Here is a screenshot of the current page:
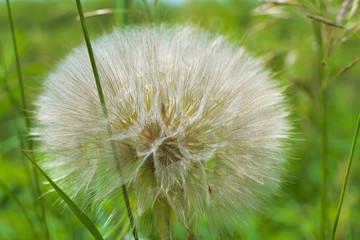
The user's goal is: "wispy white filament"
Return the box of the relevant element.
[35,25,290,239]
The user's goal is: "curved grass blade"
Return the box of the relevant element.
[5,0,49,238]
[18,146,104,240]
[0,180,38,239]
[75,0,138,239]
[0,41,38,207]
[142,0,153,20]
[331,113,360,240]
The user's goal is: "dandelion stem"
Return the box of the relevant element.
[331,113,360,240]
[75,0,138,239]
[5,1,49,239]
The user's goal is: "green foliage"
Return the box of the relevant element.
[1,0,360,239]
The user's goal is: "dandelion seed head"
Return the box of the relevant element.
[35,25,291,238]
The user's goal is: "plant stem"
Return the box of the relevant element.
[0,41,38,213]
[5,0,27,117]
[124,0,131,24]
[5,1,49,239]
[313,17,328,239]
[331,113,360,240]
[320,78,327,240]
[142,0,154,21]
[75,0,138,239]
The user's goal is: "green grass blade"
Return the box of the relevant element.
[142,0,153,20]
[75,0,138,239]
[0,180,38,239]
[18,147,104,240]
[0,40,39,216]
[0,42,20,110]
[75,0,107,118]
[123,0,131,24]
[331,113,360,240]
[5,1,49,238]
[5,0,27,115]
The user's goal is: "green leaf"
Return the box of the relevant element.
[18,147,104,240]
[331,113,360,240]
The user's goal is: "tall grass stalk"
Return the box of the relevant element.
[331,113,360,240]
[123,0,131,24]
[142,0,153,20]
[5,0,27,117]
[320,79,328,240]
[5,0,49,239]
[75,0,138,238]
[312,17,328,239]
[1,42,20,110]
[142,0,157,21]
[0,42,37,206]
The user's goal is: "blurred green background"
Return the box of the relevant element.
[1,0,360,239]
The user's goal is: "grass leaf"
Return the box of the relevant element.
[331,113,360,240]
[6,0,49,238]
[18,146,104,240]
[75,0,138,238]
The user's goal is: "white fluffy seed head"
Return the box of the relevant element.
[35,25,291,238]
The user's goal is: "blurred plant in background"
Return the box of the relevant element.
[0,0,359,239]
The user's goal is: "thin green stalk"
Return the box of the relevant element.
[5,0,27,117]
[320,80,327,240]
[124,0,131,24]
[0,44,19,110]
[5,0,49,239]
[331,113,360,240]
[0,41,37,205]
[75,1,138,239]
[142,0,154,21]
[313,18,328,239]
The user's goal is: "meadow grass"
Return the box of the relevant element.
[5,0,48,238]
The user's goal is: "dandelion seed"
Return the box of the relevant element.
[34,25,291,239]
